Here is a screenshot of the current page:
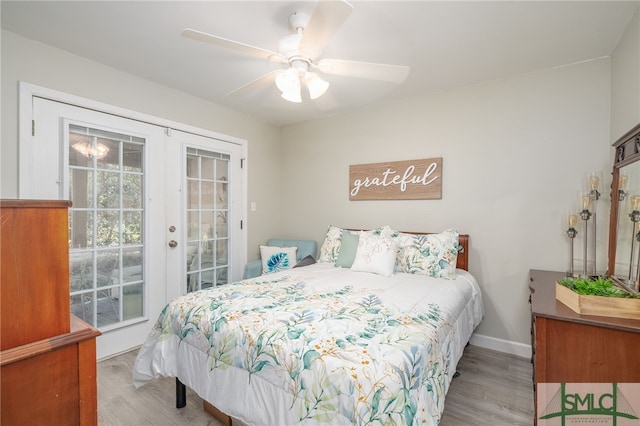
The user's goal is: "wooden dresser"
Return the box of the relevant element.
[0,199,101,425]
[529,269,640,424]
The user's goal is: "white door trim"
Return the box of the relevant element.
[19,82,248,145]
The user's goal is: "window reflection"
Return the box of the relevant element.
[185,148,230,292]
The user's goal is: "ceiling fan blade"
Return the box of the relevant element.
[226,70,282,97]
[301,0,353,57]
[316,59,410,84]
[182,29,287,64]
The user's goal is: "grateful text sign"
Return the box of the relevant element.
[349,157,442,200]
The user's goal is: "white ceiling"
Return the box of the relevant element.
[2,1,638,126]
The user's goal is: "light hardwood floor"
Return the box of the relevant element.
[98,344,534,425]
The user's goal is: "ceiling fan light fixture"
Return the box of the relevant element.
[275,68,298,93]
[276,68,302,103]
[182,1,412,107]
[281,87,302,103]
[305,72,329,100]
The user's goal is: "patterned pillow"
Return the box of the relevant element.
[395,229,459,279]
[260,246,298,274]
[350,233,397,277]
[318,225,344,263]
[379,225,401,239]
[318,225,397,265]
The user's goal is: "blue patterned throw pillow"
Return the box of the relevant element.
[260,246,298,275]
[267,252,289,272]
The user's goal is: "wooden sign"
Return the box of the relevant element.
[349,157,442,201]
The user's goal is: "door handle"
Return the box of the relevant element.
[168,240,178,248]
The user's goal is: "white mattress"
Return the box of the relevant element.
[133,263,484,425]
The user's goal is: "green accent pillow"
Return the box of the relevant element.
[335,231,359,268]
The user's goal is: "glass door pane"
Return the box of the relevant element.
[185,147,230,292]
[68,124,145,330]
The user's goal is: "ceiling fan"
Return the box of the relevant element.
[181,0,410,103]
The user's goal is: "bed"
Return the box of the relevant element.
[133,227,484,425]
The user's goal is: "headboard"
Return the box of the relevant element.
[456,234,469,271]
[345,229,470,272]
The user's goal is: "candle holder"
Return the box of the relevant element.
[588,173,601,273]
[580,193,592,277]
[565,174,607,280]
[635,223,640,292]
[566,214,578,277]
[629,195,640,284]
[619,174,629,202]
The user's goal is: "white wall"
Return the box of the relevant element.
[280,58,613,352]
[0,30,282,256]
[3,11,637,354]
[611,5,640,140]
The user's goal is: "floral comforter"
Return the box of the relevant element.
[133,263,483,425]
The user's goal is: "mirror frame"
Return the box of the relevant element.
[607,121,640,289]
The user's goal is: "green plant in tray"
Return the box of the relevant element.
[559,276,640,299]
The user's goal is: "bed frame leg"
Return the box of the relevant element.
[176,378,186,408]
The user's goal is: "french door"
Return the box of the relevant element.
[165,130,244,301]
[20,88,245,358]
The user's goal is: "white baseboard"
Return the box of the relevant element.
[469,333,532,359]
[98,344,142,362]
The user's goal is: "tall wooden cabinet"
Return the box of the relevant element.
[0,200,101,425]
[529,269,640,424]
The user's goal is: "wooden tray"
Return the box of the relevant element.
[556,282,640,320]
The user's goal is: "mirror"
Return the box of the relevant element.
[608,122,640,292]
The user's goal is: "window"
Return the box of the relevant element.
[68,124,145,329]
[186,147,230,292]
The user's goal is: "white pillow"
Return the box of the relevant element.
[350,233,397,277]
[260,246,297,274]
